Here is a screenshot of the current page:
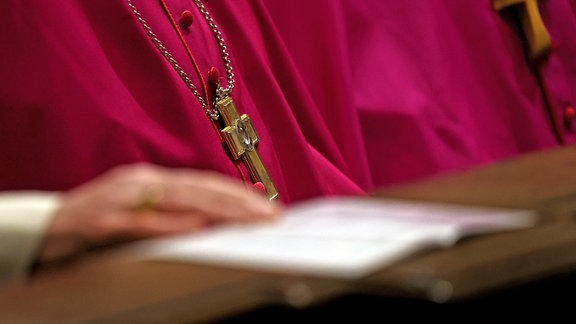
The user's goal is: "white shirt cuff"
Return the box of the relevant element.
[0,191,60,289]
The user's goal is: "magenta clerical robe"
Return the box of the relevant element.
[0,0,371,203]
[265,0,576,188]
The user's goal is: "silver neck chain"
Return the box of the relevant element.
[126,0,235,120]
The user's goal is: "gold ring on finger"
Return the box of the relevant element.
[136,184,165,211]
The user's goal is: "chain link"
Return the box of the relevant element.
[126,0,236,120]
[192,0,235,100]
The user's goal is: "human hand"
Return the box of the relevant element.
[38,163,281,263]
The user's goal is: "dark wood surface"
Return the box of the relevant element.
[355,145,576,302]
[1,146,576,323]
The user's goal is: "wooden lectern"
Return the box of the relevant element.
[1,146,576,323]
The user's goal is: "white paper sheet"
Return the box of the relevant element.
[127,197,538,279]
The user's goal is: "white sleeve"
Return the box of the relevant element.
[0,191,60,289]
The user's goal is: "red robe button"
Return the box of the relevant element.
[564,106,575,124]
[208,67,220,86]
[180,10,194,29]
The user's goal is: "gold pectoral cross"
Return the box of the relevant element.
[493,0,552,64]
[216,96,279,201]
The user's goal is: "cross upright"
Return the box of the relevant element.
[217,96,279,201]
[493,0,551,63]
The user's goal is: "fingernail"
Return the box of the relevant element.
[252,199,281,218]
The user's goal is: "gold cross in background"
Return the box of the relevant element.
[493,0,552,64]
[217,96,279,201]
